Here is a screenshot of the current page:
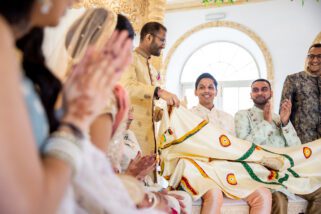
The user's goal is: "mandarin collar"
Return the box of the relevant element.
[135,47,151,60]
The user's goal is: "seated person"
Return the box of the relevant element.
[56,8,166,213]
[120,107,192,214]
[191,73,234,135]
[64,8,191,214]
[191,73,271,214]
[235,78,321,214]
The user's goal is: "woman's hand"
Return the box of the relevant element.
[125,152,157,181]
[112,84,129,135]
[62,31,133,133]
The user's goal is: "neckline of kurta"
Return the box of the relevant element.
[135,47,150,60]
[196,103,216,114]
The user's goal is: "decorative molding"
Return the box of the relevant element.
[313,32,321,44]
[73,0,167,70]
[73,0,148,32]
[148,0,167,23]
[163,20,274,88]
[166,0,270,12]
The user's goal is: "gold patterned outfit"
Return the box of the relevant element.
[120,47,162,156]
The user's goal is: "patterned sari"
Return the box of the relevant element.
[158,107,321,200]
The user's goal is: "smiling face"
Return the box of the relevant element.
[195,78,217,109]
[250,81,272,106]
[307,47,321,75]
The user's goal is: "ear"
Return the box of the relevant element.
[146,33,153,42]
[271,90,274,97]
[214,87,218,97]
[194,89,197,96]
[250,91,254,100]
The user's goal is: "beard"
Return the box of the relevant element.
[253,95,271,106]
[150,42,162,56]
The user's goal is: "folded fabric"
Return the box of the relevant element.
[158,107,321,200]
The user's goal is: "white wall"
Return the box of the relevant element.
[163,0,321,110]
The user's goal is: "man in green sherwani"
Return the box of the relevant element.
[235,78,321,214]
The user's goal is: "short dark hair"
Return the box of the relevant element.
[308,43,321,51]
[195,73,218,89]
[116,14,135,40]
[140,22,166,42]
[251,78,271,89]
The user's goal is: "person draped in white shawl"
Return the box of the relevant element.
[190,73,271,214]
[159,105,321,212]
[235,78,321,214]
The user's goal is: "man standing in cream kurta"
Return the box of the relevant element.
[120,22,179,157]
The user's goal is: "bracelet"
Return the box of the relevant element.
[60,121,84,139]
[147,192,158,209]
[44,130,83,176]
[154,87,160,100]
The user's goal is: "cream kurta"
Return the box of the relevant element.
[191,104,235,135]
[120,48,161,156]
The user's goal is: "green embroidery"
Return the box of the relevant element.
[261,147,295,167]
[278,174,289,184]
[287,168,300,178]
[237,143,256,161]
[240,162,283,186]
[236,142,295,168]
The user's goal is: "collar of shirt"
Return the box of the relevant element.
[135,47,151,60]
[196,103,215,113]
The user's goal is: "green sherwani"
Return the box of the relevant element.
[234,106,301,148]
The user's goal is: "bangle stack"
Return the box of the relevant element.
[44,130,83,176]
[147,192,158,209]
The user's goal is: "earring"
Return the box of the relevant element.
[39,0,52,14]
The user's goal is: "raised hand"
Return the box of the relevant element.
[263,100,272,124]
[112,84,129,135]
[62,30,133,133]
[280,99,292,126]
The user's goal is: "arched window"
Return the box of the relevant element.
[164,21,273,116]
[181,41,260,115]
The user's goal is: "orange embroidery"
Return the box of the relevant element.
[255,145,262,150]
[268,170,278,180]
[303,147,312,159]
[183,158,209,178]
[226,173,237,185]
[219,135,231,147]
[181,176,198,195]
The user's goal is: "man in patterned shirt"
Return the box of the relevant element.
[235,78,301,214]
[280,43,321,144]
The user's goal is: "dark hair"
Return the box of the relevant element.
[251,78,271,89]
[308,43,321,51]
[0,0,34,25]
[140,22,166,42]
[16,28,62,132]
[195,73,218,89]
[116,14,135,40]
